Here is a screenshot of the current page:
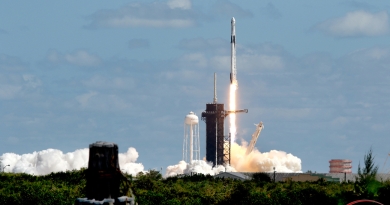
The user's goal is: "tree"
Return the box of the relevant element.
[355,147,380,199]
[252,172,271,183]
[358,147,378,181]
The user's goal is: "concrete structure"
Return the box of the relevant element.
[76,141,135,205]
[329,159,352,173]
[176,172,390,183]
[282,174,339,182]
[214,172,250,181]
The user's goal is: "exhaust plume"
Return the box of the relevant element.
[229,84,237,142]
[230,142,301,172]
[165,160,236,177]
[0,147,144,176]
[165,141,301,177]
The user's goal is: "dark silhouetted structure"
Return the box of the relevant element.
[202,103,226,166]
[201,73,247,167]
[75,141,134,205]
[86,141,121,200]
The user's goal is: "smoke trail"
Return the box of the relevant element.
[0,147,144,176]
[229,84,237,142]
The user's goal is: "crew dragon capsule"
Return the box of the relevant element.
[230,17,238,86]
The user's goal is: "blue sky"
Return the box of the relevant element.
[1,0,390,173]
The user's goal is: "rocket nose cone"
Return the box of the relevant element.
[231,17,235,23]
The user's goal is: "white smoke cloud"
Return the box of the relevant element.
[165,160,236,177]
[118,147,145,176]
[230,142,301,173]
[165,142,301,177]
[0,147,144,176]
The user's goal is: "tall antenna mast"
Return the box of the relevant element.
[213,72,217,103]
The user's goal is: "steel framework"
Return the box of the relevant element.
[202,103,225,166]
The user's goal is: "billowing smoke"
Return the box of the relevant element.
[0,147,144,176]
[165,141,301,177]
[230,142,301,172]
[165,160,236,177]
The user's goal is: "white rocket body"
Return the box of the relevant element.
[230,17,237,85]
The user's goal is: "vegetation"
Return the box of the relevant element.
[354,147,382,201]
[0,149,389,204]
[0,169,87,205]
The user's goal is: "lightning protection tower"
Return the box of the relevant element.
[183,111,200,164]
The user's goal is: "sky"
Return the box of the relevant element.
[1,0,390,174]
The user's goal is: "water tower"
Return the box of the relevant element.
[183,111,200,164]
[329,159,352,173]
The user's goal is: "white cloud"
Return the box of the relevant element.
[47,50,101,67]
[102,17,193,28]
[240,54,284,70]
[331,116,349,126]
[167,0,191,10]
[211,0,253,18]
[76,91,98,108]
[86,3,199,28]
[349,47,390,60]
[47,50,60,62]
[177,53,208,68]
[271,108,314,119]
[371,123,388,131]
[210,54,284,71]
[0,84,22,100]
[177,38,286,73]
[23,74,42,89]
[341,46,390,69]
[178,38,229,54]
[82,75,135,90]
[316,11,389,37]
[73,91,133,112]
[64,51,101,67]
[0,70,42,100]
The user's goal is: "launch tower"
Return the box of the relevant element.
[202,103,225,166]
[202,73,226,166]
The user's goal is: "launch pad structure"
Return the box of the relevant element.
[202,73,247,166]
[202,103,226,166]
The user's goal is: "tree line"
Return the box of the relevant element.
[0,148,388,204]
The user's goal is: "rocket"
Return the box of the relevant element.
[230,17,237,85]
